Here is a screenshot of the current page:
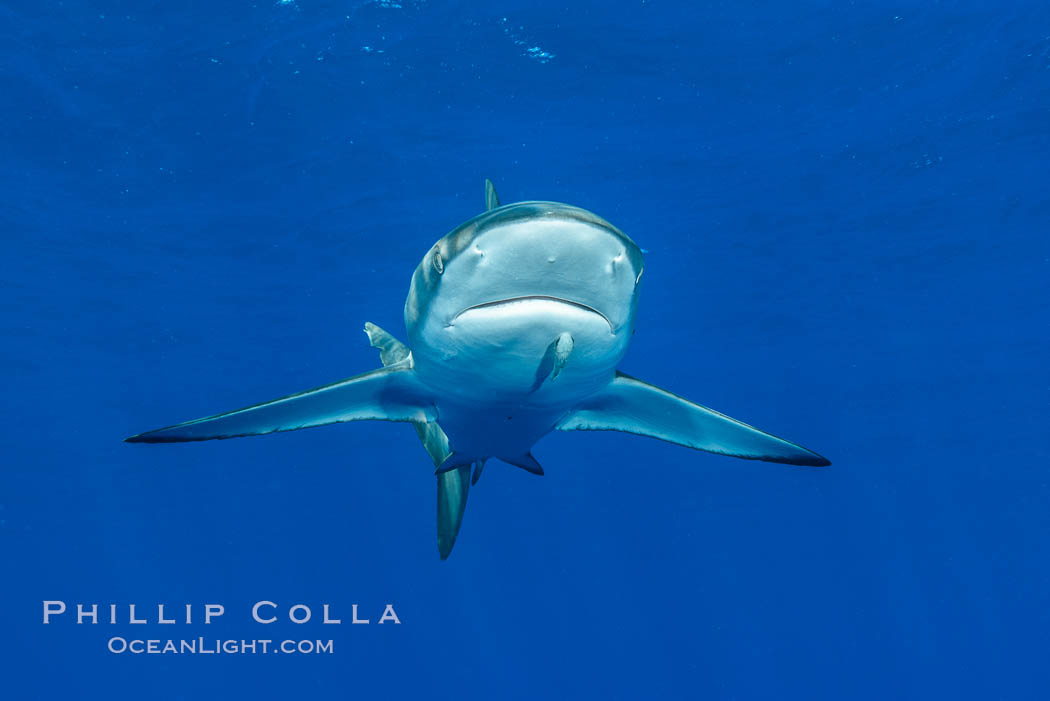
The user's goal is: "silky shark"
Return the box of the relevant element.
[127,180,829,558]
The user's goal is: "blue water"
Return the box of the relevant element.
[3,1,1049,698]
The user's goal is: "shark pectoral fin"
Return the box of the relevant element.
[557,372,831,466]
[484,178,500,211]
[471,462,485,486]
[437,463,475,560]
[125,361,433,443]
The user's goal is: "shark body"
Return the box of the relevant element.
[128,180,829,558]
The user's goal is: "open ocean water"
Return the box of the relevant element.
[2,1,1049,698]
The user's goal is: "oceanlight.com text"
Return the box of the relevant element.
[107,637,334,655]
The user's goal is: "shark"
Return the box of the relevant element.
[127,180,829,558]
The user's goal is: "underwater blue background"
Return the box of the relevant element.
[3,1,1049,698]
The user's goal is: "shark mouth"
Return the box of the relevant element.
[453,295,614,330]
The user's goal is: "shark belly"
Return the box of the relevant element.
[430,400,561,463]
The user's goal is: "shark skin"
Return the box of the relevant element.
[127,180,830,558]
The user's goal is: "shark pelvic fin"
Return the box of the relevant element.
[484,178,500,211]
[435,452,472,474]
[125,360,432,443]
[557,372,830,466]
[500,453,544,476]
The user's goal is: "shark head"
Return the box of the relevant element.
[405,201,645,399]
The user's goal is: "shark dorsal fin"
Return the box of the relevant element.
[484,178,500,211]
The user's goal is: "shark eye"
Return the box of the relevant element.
[432,249,444,275]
